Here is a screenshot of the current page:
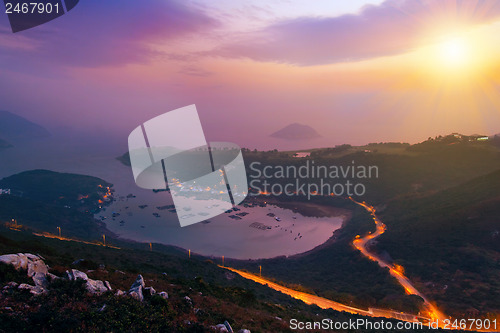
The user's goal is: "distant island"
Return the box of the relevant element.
[270,123,321,140]
[0,110,50,144]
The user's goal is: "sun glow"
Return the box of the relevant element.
[438,37,469,67]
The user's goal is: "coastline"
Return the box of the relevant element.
[100,196,352,261]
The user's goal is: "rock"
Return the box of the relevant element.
[66,269,89,281]
[0,253,50,290]
[215,324,228,332]
[129,290,143,302]
[18,283,45,295]
[99,304,107,312]
[129,275,145,301]
[238,330,251,333]
[143,286,156,297]
[115,290,126,296]
[47,273,60,281]
[0,253,31,270]
[66,269,109,294]
[27,257,48,278]
[32,272,49,288]
[184,295,192,306]
[158,291,168,299]
[223,320,234,333]
[130,275,145,290]
[3,282,18,290]
[86,279,109,294]
[24,253,43,261]
[104,281,112,291]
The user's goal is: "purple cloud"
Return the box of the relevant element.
[0,0,218,69]
[213,0,500,65]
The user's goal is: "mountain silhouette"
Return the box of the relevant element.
[0,110,50,144]
[270,123,321,140]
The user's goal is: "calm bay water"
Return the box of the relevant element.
[0,139,344,259]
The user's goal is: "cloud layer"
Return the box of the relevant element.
[0,0,218,69]
[214,0,500,65]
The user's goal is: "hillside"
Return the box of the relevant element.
[376,169,500,316]
[0,170,112,213]
[0,228,420,333]
[0,110,50,143]
[0,170,113,240]
[243,135,500,204]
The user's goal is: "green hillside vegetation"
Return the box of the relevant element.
[227,197,425,314]
[242,135,500,205]
[0,170,112,212]
[375,169,500,317]
[0,195,108,240]
[0,228,430,333]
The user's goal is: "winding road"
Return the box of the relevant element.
[222,198,450,326]
[349,198,447,322]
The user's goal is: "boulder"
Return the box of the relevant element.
[27,257,48,278]
[143,286,156,297]
[66,269,110,294]
[215,324,228,332]
[4,282,19,289]
[104,281,112,291]
[0,253,29,270]
[86,279,109,294]
[0,253,50,290]
[130,275,145,290]
[158,291,168,299]
[128,275,145,301]
[18,283,45,295]
[129,290,143,302]
[66,269,89,281]
[32,272,49,288]
[115,290,126,296]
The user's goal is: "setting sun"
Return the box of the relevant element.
[438,37,469,66]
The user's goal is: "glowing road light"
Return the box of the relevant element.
[57,226,61,237]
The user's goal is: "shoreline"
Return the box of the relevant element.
[100,196,352,261]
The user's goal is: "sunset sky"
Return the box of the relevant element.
[1,0,500,150]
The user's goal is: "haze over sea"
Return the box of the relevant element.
[0,137,345,259]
